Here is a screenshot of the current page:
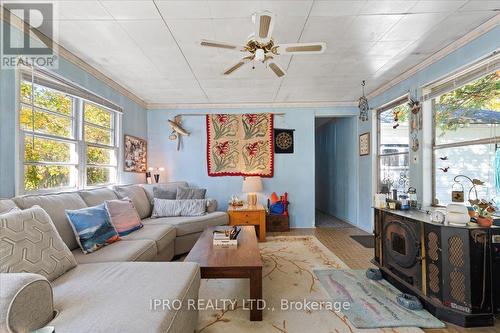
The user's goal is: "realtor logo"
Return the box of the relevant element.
[1,2,58,68]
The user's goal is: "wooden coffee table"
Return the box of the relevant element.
[185,226,263,321]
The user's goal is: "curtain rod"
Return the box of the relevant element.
[176,113,285,117]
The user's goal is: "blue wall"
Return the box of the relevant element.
[315,117,358,225]
[148,107,360,229]
[0,22,148,198]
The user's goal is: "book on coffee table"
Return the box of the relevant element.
[213,231,237,247]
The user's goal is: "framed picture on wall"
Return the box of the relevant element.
[124,135,147,173]
[359,132,370,156]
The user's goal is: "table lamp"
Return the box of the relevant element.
[242,176,262,206]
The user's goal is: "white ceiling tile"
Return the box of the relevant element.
[367,40,413,57]
[406,11,497,54]
[310,1,366,17]
[341,14,402,41]
[207,1,261,18]
[301,16,355,43]
[100,1,160,20]
[409,0,467,13]
[359,1,418,15]
[260,0,313,17]
[24,0,496,104]
[380,13,448,41]
[459,1,500,11]
[56,1,112,20]
[155,1,211,19]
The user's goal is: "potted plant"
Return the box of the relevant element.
[473,205,494,227]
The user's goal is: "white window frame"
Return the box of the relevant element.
[81,101,120,188]
[428,66,500,206]
[376,95,411,193]
[16,69,122,194]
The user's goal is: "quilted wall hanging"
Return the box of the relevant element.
[207,113,274,177]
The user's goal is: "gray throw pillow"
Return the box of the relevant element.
[152,199,207,217]
[153,187,177,200]
[206,199,218,213]
[176,187,206,200]
[0,206,77,281]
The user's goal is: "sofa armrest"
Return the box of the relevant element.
[0,273,54,333]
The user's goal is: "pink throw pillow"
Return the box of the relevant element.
[105,199,143,236]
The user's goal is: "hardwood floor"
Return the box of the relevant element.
[268,227,499,333]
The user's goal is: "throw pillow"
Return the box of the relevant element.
[152,199,207,217]
[66,204,120,254]
[153,187,177,200]
[0,206,77,281]
[206,199,218,213]
[105,199,143,236]
[176,187,207,200]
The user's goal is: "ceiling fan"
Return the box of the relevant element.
[200,11,326,78]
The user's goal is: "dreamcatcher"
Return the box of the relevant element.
[358,80,369,122]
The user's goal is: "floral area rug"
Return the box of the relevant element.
[206,114,274,177]
[196,236,424,333]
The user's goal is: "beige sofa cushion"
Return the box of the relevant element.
[121,224,176,256]
[114,185,151,219]
[0,199,18,214]
[0,273,54,333]
[142,182,188,204]
[78,188,118,207]
[51,262,200,333]
[143,211,229,236]
[13,192,88,250]
[71,239,157,264]
[1,206,77,281]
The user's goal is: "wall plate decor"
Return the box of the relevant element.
[274,128,294,154]
[124,135,147,173]
[207,113,274,177]
[359,132,370,156]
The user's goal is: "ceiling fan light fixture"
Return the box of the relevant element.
[255,49,265,62]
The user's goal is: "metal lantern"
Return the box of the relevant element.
[358,80,369,122]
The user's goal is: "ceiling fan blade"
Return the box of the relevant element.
[268,62,286,78]
[223,56,253,75]
[254,11,275,43]
[274,42,327,55]
[200,39,239,50]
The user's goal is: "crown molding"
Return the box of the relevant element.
[0,6,148,109]
[366,14,500,100]
[146,100,358,110]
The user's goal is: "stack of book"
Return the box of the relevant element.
[213,227,240,248]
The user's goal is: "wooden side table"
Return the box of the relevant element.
[227,204,266,242]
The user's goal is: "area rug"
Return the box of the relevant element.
[349,235,375,248]
[206,113,274,177]
[314,269,445,329]
[196,236,424,333]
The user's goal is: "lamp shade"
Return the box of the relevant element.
[242,176,263,193]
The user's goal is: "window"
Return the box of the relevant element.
[19,69,121,193]
[83,103,117,186]
[377,99,411,195]
[431,69,500,206]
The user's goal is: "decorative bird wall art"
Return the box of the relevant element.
[168,115,190,151]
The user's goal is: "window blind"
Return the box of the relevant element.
[21,66,123,113]
[376,95,409,113]
[423,51,500,101]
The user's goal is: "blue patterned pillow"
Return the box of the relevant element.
[66,204,120,254]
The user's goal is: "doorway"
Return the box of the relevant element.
[315,116,357,228]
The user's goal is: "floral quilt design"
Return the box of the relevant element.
[207,113,274,177]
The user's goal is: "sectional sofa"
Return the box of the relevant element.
[0,182,229,333]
